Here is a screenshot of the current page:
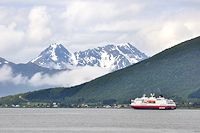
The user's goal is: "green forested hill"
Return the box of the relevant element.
[1,36,200,107]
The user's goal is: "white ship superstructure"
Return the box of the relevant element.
[131,94,176,110]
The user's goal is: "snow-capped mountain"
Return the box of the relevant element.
[31,44,77,69]
[31,43,148,70]
[75,43,148,70]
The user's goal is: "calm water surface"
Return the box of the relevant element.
[0,108,199,133]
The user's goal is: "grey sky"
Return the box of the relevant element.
[0,0,200,63]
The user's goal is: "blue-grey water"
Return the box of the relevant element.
[0,108,199,133]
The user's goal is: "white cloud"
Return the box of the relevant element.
[28,6,51,42]
[133,9,200,55]
[0,65,13,82]
[28,66,110,87]
[0,23,25,55]
[0,65,27,84]
[93,20,141,32]
[62,1,117,25]
[0,6,52,62]
[61,1,142,34]
[0,65,109,88]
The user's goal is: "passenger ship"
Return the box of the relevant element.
[130,94,176,110]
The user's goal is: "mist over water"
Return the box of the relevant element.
[0,108,199,133]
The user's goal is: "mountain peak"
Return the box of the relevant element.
[115,42,130,47]
[31,43,76,69]
[0,57,13,66]
[50,43,60,48]
[45,43,67,62]
[48,43,64,49]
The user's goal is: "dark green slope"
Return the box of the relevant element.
[1,36,200,106]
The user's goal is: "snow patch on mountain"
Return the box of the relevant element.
[49,44,58,61]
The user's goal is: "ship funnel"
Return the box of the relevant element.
[150,93,155,97]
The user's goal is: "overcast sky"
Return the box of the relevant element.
[0,0,200,63]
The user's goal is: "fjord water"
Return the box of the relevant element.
[0,108,199,133]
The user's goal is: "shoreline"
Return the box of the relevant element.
[0,107,200,109]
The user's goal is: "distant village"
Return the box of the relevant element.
[0,102,130,109]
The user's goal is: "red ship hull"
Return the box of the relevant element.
[131,105,176,110]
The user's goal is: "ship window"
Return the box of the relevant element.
[148,101,155,103]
